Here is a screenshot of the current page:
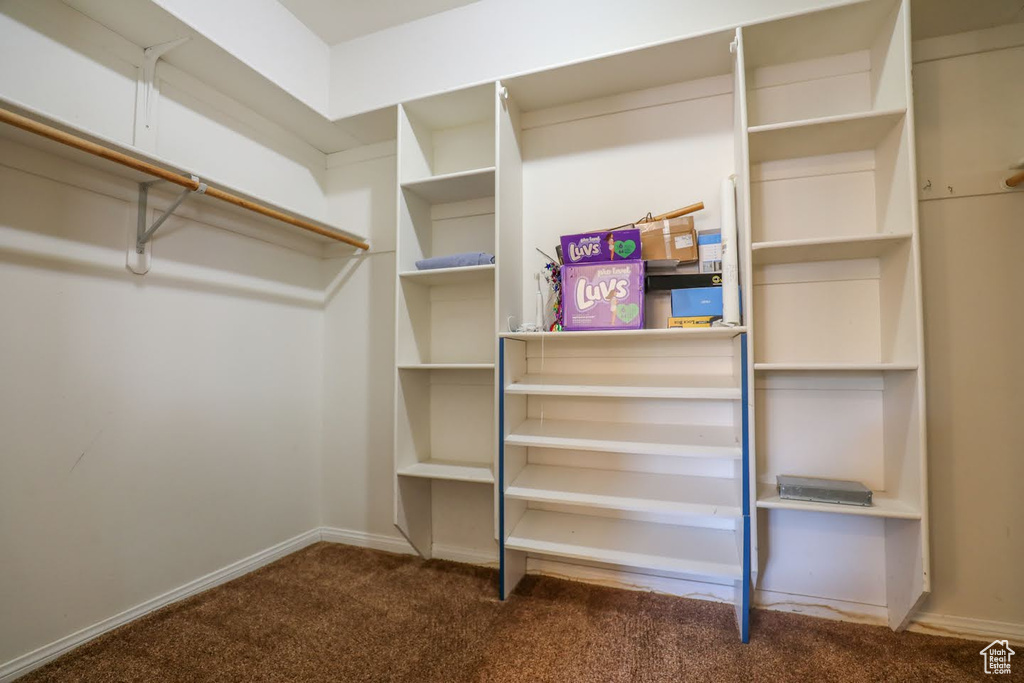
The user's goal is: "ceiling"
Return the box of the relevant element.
[910,0,1024,40]
[279,0,482,45]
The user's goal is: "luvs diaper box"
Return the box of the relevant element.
[561,261,645,331]
[559,227,642,265]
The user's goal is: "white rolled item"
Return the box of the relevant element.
[721,176,741,326]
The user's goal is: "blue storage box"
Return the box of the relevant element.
[670,286,723,318]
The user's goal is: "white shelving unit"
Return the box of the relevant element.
[500,329,751,640]
[392,84,506,560]
[383,0,928,641]
[742,0,930,631]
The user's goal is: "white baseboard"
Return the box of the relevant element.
[0,528,321,683]
[909,613,1024,647]
[318,526,416,555]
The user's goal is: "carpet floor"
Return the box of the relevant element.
[23,542,1004,682]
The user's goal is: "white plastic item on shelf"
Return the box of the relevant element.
[721,176,741,326]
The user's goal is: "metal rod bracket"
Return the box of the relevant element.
[136,175,207,254]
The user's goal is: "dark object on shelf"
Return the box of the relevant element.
[777,475,873,507]
[646,272,723,291]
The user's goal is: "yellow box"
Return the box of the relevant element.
[667,316,717,328]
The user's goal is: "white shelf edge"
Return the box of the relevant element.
[506,466,742,518]
[747,107,907,135]
[398,264,496,284]
[756,484,921,520]
[400,166,497,188]
[754,362,918,372]
[397,460,494,484]
[505,375,741,400]
[397,363,496,370]
[501,326,747,341]
[751,233,912,252]
[505,419,741,459]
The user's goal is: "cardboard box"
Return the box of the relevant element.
[560,227,642,264]
[698,230,722,273]
[561,261,644,331]
[670,286,723,324]
[638,216,697,263]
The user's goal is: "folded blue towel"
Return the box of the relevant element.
[415,252,495,270]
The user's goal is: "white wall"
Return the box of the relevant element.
[0,141,325,667]
[321,145,399,540]
[912,29,1024,629]
[328,0,854,119]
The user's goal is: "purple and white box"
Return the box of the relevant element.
[560,228,642,265]
[562,261,645,331]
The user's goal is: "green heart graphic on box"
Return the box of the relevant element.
[616,303,639,324]
[614,239,636,259]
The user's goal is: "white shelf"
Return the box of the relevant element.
[397,460,494,484]
[401,167,496,203]
[505,30,734,112]
[501,326,746,342]
[505,419,740,459]
[507,465,741,517]
[754,362,918,372]
[506,373,740,400]
[757,484,921,520]
[505,510,742,580]
[397,363,495,371]
[748,109,906,163]
[752,234,911,266]
[399,264,495,286]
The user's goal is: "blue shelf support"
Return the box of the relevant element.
[739,332,751,642]
[498,337,506,600]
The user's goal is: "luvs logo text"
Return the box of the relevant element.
[567,236,601,262]
[575,276,629,311]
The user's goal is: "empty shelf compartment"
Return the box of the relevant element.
[401,167,496,204]
[505,419,740,459]
[506,465,741,517]
[505,509,742,580]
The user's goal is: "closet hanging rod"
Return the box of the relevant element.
[0,107,370,251]
[1004,170,1024,189]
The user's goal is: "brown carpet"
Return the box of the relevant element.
[22,542,1007,682]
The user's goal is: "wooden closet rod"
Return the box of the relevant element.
[1005,170,1024,189]
[0,107,370,251]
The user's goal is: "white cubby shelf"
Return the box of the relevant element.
[507,465,742,517]
[398,460,494,485]
[506,418,741,459]
[755,483,920,520]
[505,510,743,581]
[505,373,741,400]
[398,264,495,286]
